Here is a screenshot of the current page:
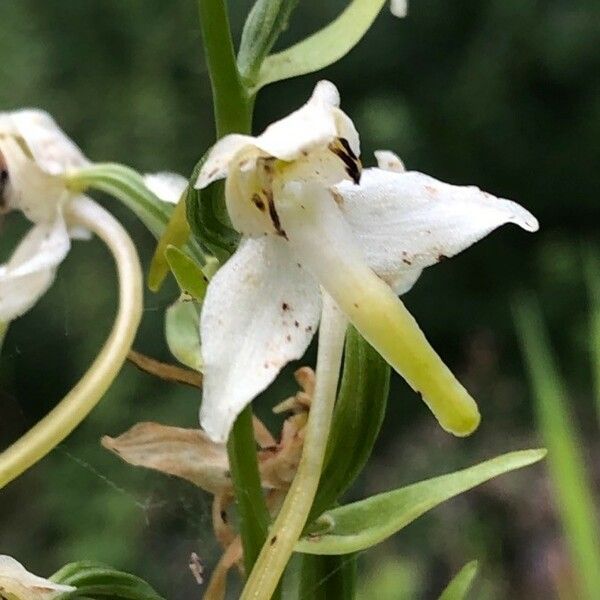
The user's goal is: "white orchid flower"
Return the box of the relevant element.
[195,80,538,443]
[0,110,90,325]
[0,111,187,329]
[0,555,75,600]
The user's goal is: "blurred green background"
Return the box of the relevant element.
[1,1,599,598]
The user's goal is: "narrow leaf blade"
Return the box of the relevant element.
[438,560,478,600]
[256,0,390,90]
[296,449,546,555]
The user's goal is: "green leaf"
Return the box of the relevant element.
[438,560,478,600]
[165,297,202,371]
[186,158,239,262]
[148,193,191,292]
[296,449,546,555]
[51,561,164,600]
[238,0,300,84]
[514,297,600,600]
[255,0,391,91]
[165,245,208,301]
[310,327,390,520]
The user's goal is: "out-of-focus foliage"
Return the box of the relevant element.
[1,1,598,598]
[515,298,600,600]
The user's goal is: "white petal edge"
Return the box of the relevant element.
[200,236,321,442]
[336,167,539,294]
[0,555,76,599]
[6,109,89,175]
[143,171,188,204]
[0,216,71,322]
[195,80,359,189]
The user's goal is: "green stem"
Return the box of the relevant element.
[197,0,252,136]
[197,0,268,579]
[227,405,271,573]
[0,197,143,488]
[241,293,348,600]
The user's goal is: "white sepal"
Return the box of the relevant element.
[6,109,89,175]
[200,236,321,442]
[337,166,538,293]
[0,215,71,322]
[195,81,359,190]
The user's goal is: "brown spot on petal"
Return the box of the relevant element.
[252,193,266,211]
[270,536,278,546]
[332,190,344,206]
[282,302,290,311]
[267,192,287,238]
[437,254,449,262]
[329,138,362,184]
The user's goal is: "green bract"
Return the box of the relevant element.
[238,0,300,84]
[164,245,208,301]
[296,449,546,555]
[186,157,239,262]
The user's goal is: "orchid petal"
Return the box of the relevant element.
[7,109,89,175]
[276,181,480,437]
[143,172,188,204]
[337,165,538,294]
[0,555,75,600]
[0,216,70,322]
[195,81,359,190]
[200,236,321,442]
[0,136,69,222]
